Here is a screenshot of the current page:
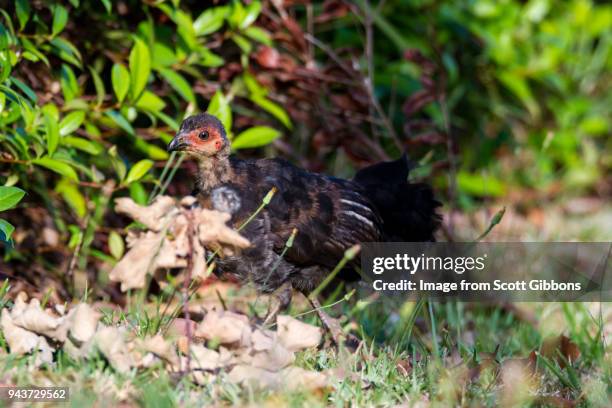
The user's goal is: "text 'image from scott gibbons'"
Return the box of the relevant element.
[362,242,610,301]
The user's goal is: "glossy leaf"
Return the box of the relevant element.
[105,110,135,135]
[0,186,26,212]
[0,219,15,241]
[62,137,102,155]
[108,230,125,259]
[193,6,228,36]
[251,95,292,129]
[158,69,195,104]
[135,90,166,112]
[44,111,60,156]
[89,66,106,106]
[59,111,85,136]
[207,91,232,133]
[55,178,86,217]
[15,0,30,30]
[32,158,78,181]
[51,5,68,37]
[112,63,130,103]
[125,159,154,184]
[129,38,151,101]
[60,64,79,102]
[232,126,280,149]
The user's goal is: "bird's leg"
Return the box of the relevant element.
[307,295,345,346]
[262,281,293,327]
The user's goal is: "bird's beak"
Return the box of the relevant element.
[167,132,188,152]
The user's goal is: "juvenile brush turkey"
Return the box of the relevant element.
[168,113,440,342]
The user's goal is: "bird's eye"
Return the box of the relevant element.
[198,131,210,141]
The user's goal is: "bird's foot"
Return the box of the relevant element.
[261,281,293,327]
[308,296,360,350]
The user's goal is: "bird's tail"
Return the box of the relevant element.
[353,154,441,241]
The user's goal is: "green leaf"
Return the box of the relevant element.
[206,90,232,133]
[129,38,151,101]
[108,230,124,259]
[44,111,60,156]
[0,219,15,241]
[129,182,147,205]
[457,171,506,198]
[251,95,292,129]
[15,0,30,30]
[151,42,177,68]
[240,1,261,29]
[60,64,79,102]
[99,0,111,13]
[111,63,130,103]
[10,77,37,102]
[62,137,102,155]
[135,90,166,112]
[51,5,68,37]
[33,157,78,181]
[243,26,272,46]
[105,110,135,136]
[200,48,225,67]
[89,66,105,106]
[59,111,85,136]
[125,159,154,185]
[232,126,280,150]
[55,178,86,217]
[50,37,82,67]
[0,186,26,211]
[158,69,195,104]
[193,6,228,36]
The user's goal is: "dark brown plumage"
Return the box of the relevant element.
[168,113,440,338]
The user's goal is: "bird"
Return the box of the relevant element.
[167,113,441,343]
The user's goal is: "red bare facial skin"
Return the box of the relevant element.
[181,127,225,156]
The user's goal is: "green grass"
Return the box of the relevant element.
[1,288,610,407]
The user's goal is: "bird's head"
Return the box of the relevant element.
[168,113,230,158]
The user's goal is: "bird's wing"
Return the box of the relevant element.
[261,161,382,269]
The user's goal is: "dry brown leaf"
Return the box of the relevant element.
[282,366,330,391]
[188,344,232,371]
[227,365,329,391]
[540,335,581,367]
[227,364,282,390]
[1,309,54,367]
[251,328,275,351]
[277,315,322,351]
[195,209,250,248]
[251,340,295,371]
[114,196,176,231]
[69,303,100,345]
[94,326,134,373]
[195,310,252,346]
[109,231,166,291]
[10,298,61,337]
[140,335,179,367]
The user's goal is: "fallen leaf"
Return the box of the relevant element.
[10,298,61,338]
[94,326,134,373]
[109,231,166,291]
[140,335,179,367]
[114,196,176,231]
[69,303,100,345]
[195,310,252,346]
[251,340,295,371]
[195,209,250,249]
[1,309,53,362]
[276,315,322,351]
[282,366,330,391]
[188,344,232,371]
